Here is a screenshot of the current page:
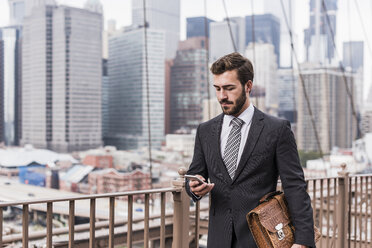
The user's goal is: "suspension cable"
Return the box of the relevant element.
[142,0,153,189]
[204,0,211,120]
[250,0,258,108]
[222,0,237,52]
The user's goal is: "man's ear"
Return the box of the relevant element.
[246,80,253,94]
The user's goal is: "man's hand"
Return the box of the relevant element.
[189,175,214,197]
[291,244,307,248]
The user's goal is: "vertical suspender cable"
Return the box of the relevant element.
[287,0,296,123]
[222,0,237,52]
[204,0,211,120]
[319,5,332,151]
[143,0,153,189]
[250,0,258,108]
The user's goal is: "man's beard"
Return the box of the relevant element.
[219,89,247,116]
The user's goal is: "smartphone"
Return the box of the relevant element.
[185,174,205,184]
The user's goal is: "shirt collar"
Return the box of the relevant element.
[224,102,254,126]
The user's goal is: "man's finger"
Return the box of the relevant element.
[192,183,207,193]
[195,183,214,196]
[189,180,204,187]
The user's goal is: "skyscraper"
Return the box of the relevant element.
[297,66,356,153]
[21,1,103,152]
[361,86,372,135]
[0,39,4,143]
[245,14,280,66]
[102,59,109,141]
[277,68,297,123]
[8,0,25,26]
[343,41,364,73]
[105,27,165,150]
[343,41,364,112]
[210,17,245,61]
[304,0,337,64]
[170,37,208,133]
[186,17,215,39]
[132,0,180,59]
[0,27,22,146]
[245,42,278,112]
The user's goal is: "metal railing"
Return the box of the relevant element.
[301,163,372,248]
[0,167,198,248]
[0,164,371,247]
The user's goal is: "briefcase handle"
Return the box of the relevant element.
[259,191,283,203]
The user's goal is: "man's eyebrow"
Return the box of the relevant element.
[213,84,236,88]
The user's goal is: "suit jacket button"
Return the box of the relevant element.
[227,208,231,213]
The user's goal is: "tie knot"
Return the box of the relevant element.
[231,118,244,128]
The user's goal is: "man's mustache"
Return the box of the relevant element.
[219,99,233,104]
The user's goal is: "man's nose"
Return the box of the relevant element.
[218,89,228,100]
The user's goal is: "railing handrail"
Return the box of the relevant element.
[0,187,181,207]
[349,173,372,177]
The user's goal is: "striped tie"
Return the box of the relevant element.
[223,117,244,179]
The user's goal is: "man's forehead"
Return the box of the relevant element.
[213,71,240,87]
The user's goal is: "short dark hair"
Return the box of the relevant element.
[210,52,254,86]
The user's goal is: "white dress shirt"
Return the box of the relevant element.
[220,103,254,166]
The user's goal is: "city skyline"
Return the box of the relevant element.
[1,0,371,98]
[1,0,372,153]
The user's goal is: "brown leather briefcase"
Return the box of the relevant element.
[246,191,320,248]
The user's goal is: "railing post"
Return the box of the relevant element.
[336,163,349,248]
[172,167,189,248]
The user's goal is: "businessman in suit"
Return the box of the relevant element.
[185,53,315,248]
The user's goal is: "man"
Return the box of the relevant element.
[186,53,315,248]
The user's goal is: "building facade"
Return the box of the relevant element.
[0,39,4,143]
[277,68,297,123]
[343,41,364,111]
[297,66,356,153]
[8,0,25,26]
[245,42,278,112]
[21,1,103,152]
[88,169,151,200]
[170,37,208,133]
[186,16,215,39]
[343,41,364,73]
[105,27,165,150]
[102,59,109,141]
[0,27,22,146]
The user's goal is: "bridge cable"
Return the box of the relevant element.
[249,0,259,108]
[222,0,237,52]
[143,0,153,189]
[204,0,211,120]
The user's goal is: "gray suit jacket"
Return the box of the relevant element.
[186,108,315,248]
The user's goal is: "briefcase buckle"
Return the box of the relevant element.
[275,223,285,240]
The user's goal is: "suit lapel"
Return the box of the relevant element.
[232,107,265,184]
[211,113,233,182]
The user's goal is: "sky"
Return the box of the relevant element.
[0,0,371,98]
